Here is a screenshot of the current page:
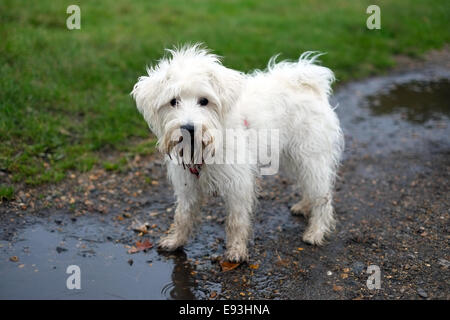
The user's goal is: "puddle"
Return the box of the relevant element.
[0,224,195,299]
[334,67,450,156]
[366,79,450,123]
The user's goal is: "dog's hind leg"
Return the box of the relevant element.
[297,155,337,245]
[290,197,312,218]
[282,154,312,218]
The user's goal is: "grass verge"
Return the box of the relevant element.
[1,0,449,186]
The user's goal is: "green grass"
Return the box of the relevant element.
[0,185,15,201]
[0,0,449,186]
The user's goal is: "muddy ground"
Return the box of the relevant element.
[0,58,449,300]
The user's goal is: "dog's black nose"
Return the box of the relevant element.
[180,124,195,137]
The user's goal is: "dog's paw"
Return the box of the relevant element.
[302,227,326,246]
[158,235,185,251]
[290,199,311,217]
[224,246,249,263]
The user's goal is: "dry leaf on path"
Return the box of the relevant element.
[127,239,153,254]
[220,260,241,272]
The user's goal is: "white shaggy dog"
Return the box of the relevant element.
[131,44,343,262]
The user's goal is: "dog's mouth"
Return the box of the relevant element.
[166,130,215,177]
[185,163,202,177]
[176,147,204,178]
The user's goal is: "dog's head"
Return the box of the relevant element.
[131,44,243,165]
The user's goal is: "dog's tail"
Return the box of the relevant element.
[266,52,335,99]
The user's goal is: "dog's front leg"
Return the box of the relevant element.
[158,198,200,251]
[159,168,201,251]
[223,172,255,262]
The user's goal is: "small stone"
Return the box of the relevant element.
[56,247,67,253]
[417,288,428,298]
[438,258,449,268]
[326,271,333,276]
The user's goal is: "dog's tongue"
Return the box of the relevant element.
[187,164,202,178]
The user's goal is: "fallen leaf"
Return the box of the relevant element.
[249,264,259,270]
[341,273,348,279]
[297,247,304,251]
[127,247,139,254]
[220,260,241,272]
[128,239,153,254]
[333,284,343,292]
[10,256,19,262]
[210,291,217,299]
[276,254,290,266]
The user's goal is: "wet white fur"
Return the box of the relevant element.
[132,44,344,262]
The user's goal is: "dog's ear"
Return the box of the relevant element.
[208,66,243,112]
[131,73,153,116]
[131,71,164,136]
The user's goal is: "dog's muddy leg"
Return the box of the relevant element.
[296,156,337,246]
[223,177,255,262]
[302,195,335,245]
[224,204,251,262]
[158,196,201,251]
[159,172,201,251]
[290,197,311,218]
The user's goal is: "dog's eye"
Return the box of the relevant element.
[199,98,209,106]
[170,98,178,107]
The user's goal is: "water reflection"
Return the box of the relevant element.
[159,250,196,300]
[366,79,450,123]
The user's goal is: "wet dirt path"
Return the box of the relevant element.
[1,66,449,300]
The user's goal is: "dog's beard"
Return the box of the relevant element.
[160,123,216,167]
